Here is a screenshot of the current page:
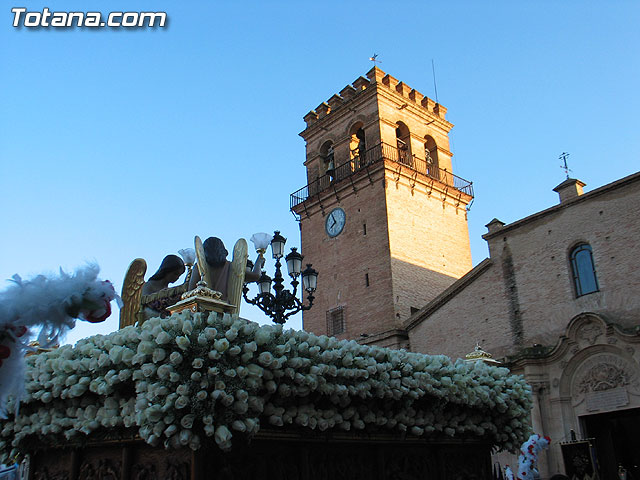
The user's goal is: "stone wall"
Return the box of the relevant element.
[408,172,640,359]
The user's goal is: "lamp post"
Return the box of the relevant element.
[243,231,318,324]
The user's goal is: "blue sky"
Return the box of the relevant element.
[1,1,639,344]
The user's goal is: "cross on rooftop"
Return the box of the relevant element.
[559,152,571,179]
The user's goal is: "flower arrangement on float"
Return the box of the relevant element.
[0,311,533,462]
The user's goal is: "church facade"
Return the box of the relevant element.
[406,172,640,479]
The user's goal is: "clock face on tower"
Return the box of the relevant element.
[325,207,346,237]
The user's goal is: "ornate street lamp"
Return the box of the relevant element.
[243,231,318,324]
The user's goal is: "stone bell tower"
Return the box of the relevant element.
[290,67,473,348]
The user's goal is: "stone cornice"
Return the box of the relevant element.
[376,87,453,132]
[300,67,453,141]
[483,170,640,241]
[300,86,377,140]
[504,312,640,369]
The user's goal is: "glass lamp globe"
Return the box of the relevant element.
[270,231,286,259]
[285,247,303,278]
[257,272,272,294]
[302,264,318,293]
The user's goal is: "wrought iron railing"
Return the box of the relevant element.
[290,142,473,210]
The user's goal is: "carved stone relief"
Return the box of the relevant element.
[577,321,603,345]
[578,363,629,393]
[571,353,640,407]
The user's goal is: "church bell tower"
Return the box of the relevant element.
[290,67,474,348]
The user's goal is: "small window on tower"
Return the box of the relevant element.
[363,223,367,235]
[365,273,370,287]
[326,307,345,336]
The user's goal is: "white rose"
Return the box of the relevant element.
[196,390,208,401]
[255,328,272,346]
[164,424,178,437]
[214,425,232,450]
[204,327,217,340]
[157,365,173,380]
[156,331,172,345]
[257,352,273,367]
[176,384,190,396]
[169,352,183,365]
[232,420,246,432]
[182,320,194,335]
[180,414,195,429]
[152,348,167,363]
[138,341,155,355]
[179,429,192,445]
[141,363,157,378]
[189,434,201,451]
[192,358,204,369]
[175,336,191,350]
[214,339,229,353]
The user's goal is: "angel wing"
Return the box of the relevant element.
[119,258,146,328]
[228,238,248,315]
[194,235,213,288]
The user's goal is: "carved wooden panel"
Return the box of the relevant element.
[131,463,156,480]
[28,435,491,480]
[439,447,490,480]
[33,467,69,480]
[130,443,190,480]
[384,446,437,480]
[78,458,119,480]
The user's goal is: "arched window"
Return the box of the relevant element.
[424,135,439,179]
[319,140,335,177]
[349,123,366,170]
[395,122,412,166]
[570,243,599,297]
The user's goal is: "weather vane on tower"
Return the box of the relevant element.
[369,53,381,66]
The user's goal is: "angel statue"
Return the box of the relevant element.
[120,251,194,328]
[188,236,263,312]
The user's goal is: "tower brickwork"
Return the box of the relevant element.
[291,67,473,348]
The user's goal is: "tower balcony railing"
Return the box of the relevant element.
[290,142,474,210]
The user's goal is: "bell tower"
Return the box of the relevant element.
[290,67,473,348]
